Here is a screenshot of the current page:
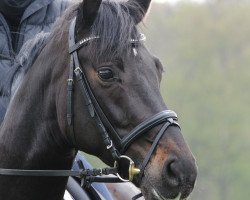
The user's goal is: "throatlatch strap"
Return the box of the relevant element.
[67,55,76,146]
[66,17,77,146]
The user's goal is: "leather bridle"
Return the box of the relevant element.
[67,17,180,181]
[0,17,180,193]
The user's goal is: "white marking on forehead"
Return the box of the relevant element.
[131,33,146,57]
[133,48,138,56]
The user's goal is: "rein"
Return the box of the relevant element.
[0,17,180,199]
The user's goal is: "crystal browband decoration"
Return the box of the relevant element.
[78,33,146,56]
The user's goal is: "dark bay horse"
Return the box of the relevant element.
[0,0,197,199]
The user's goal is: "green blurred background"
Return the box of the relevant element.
[86,0,250,199]
[146,0,250,199]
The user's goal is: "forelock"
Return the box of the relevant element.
[86,0,141,61]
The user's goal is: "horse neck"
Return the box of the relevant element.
[0,33,75,200]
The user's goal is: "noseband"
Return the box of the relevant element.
[0,17,180,196]
[67,17,180,181]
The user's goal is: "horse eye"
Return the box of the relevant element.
[97,68,114,80]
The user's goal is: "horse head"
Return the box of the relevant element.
[58,0,197,199]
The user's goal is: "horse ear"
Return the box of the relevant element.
[127,0,152,24]
[77,0,102,29]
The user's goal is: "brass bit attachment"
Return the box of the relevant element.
[129,164,141,181]
[115,155,141,182]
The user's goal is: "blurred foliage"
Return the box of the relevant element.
[144,1,250,199]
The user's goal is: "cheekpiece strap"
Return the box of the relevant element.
[67,17,120,160]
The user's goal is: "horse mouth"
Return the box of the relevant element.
[151,188,188,200]
[142,175,189,200]
[152,188,188,200]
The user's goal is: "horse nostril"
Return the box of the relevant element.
[163,158,180,187]
[163,156,197,190]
